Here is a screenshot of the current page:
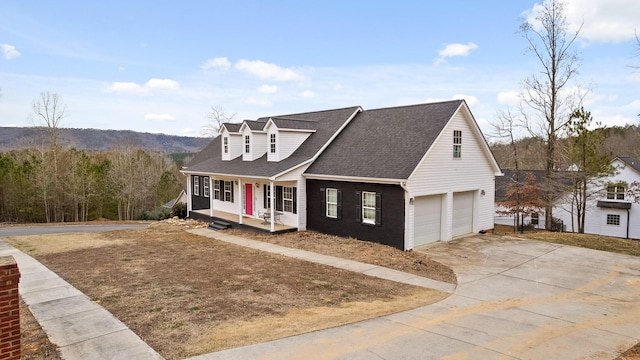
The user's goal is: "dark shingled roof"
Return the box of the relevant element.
[496,169,574,202]
[597,201,631,209]
[618,156,640,173]
[221,123,242,132]
[270,117,318,130]
[305,100,464,179]
[184,106,361,177]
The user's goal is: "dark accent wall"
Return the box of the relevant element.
[191,175,210,210]
[306,179,405,250]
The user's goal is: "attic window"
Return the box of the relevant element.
[223,137,228,154]
[270,133,276,154]
[453,130,462,158]
[244,135,250,154]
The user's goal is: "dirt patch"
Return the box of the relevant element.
[20,298,61,359]
[7,223,450,359]
[225,229,457,284]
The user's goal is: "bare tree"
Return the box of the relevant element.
[31,92,68,222]
[201,106,236,137]
[518,0,583,230]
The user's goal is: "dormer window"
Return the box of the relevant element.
[244,135,250,154]
[453,130,462,158]
[270,133,276,153]
[223,137,228,154]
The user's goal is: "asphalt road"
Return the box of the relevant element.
[0,224,149,237]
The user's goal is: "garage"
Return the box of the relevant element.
[413,195,442,246]
[452,191,474,237]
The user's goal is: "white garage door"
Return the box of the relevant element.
[414,195,442,246]
[452,191,474,237]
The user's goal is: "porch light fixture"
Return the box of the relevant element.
[481,190,486,195]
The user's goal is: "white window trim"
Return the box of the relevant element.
[193,176,200,196]
[223,137,229,154]
[362,191,376,224]
[453,130,462,158]
[283,186,293,213]
[224,181,232,202]
[606,184,625,200]
[213,180,220,200]
[326,188,338,218]
[203,177,210,198]
[270,133,276,154]
[606,214,620,226]
[244,135,250,154]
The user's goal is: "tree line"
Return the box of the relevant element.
[0,92,183,224]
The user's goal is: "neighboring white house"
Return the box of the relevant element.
[554,156,640,239]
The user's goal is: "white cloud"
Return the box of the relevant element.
[243,97,272,107]
[0,44,21,59]
[435,42,478,64]
[235,59,304,81]
[104,78,180,94]
[452,94,479,106]
[201,57,231,70]
[524,0,640,43]
[145,78,180,90]
[258,85,278,94]
[105,82,148,94]
[145,113,175,121]
[497,90,520,106]
[299,90,315,98]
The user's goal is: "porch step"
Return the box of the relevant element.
[209,220,232,230]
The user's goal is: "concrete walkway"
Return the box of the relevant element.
[0,240,162,360]
[188,234,640,360]
[188,229,456,294]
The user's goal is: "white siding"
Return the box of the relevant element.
[241,128,268,161]
[220,129,242,161]
[405,110,496,247]
[553,159,640,239]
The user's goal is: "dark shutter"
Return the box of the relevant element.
[221,181,225,202]
[276,186,283,211]
[337,189,343,219]
[263,184,267,208]
[375,193,381,226]
[292,187,297,214]
[355,191,361,222]
[230,181,234,203]
[320,188,326,217]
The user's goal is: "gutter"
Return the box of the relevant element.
[627,208,630,239]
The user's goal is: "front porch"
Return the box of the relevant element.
[189,209,297,234]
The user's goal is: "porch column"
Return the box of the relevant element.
[186,175,192,217]
[209,176,213,218]
[238,179,243,225]
[270,180,275,232]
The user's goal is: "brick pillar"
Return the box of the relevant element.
[0,256,20,360]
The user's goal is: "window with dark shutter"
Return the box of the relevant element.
[275,186,283,212]
[355,191,361,222]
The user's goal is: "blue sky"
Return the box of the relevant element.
[1,0,639,139]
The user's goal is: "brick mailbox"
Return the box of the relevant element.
[0,256,20,360]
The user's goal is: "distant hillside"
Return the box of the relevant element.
[0,127,210,153]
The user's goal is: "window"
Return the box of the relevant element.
[362,191,376,224]
[453,130,462,158]
[270,133,276,154]
[224,181,233,202]
[607,214,620,226]
[606,183,626,200]
[223,137,228,154]
[326,188,338,218]
[193,176,199,196]
[283,187,294,212]
[213,180,221,200]
[244,135,250,154]
[264,185,271,209]
[203,177,210,198]
[531,212,539,225]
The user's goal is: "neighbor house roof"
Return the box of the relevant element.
[495,169,575,202]
[184,106,361,178]
[304,100,465,179]
[617,156,640,173]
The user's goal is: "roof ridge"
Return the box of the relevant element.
[364,99,464,112]
[271,117,319,122]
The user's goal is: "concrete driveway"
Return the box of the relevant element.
[193,235,640,360]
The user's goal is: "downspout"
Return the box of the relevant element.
[627,208,630,239]
[400,181,410,251]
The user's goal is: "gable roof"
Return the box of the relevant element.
[617,156,640,174]
[304,100,466,179]
[495,169,574,202]
[184,106,361,178]
[220,123,242,133]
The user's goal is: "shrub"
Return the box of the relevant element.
[171,202,187,219]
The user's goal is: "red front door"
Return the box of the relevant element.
[245,184,253,215]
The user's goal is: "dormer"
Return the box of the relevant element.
[264,117,317,162]
[240,120,268,161]
[219,123,242,161]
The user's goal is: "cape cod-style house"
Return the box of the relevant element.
[181,100,502,250]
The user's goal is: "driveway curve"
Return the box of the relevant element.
[191,235,640,360]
